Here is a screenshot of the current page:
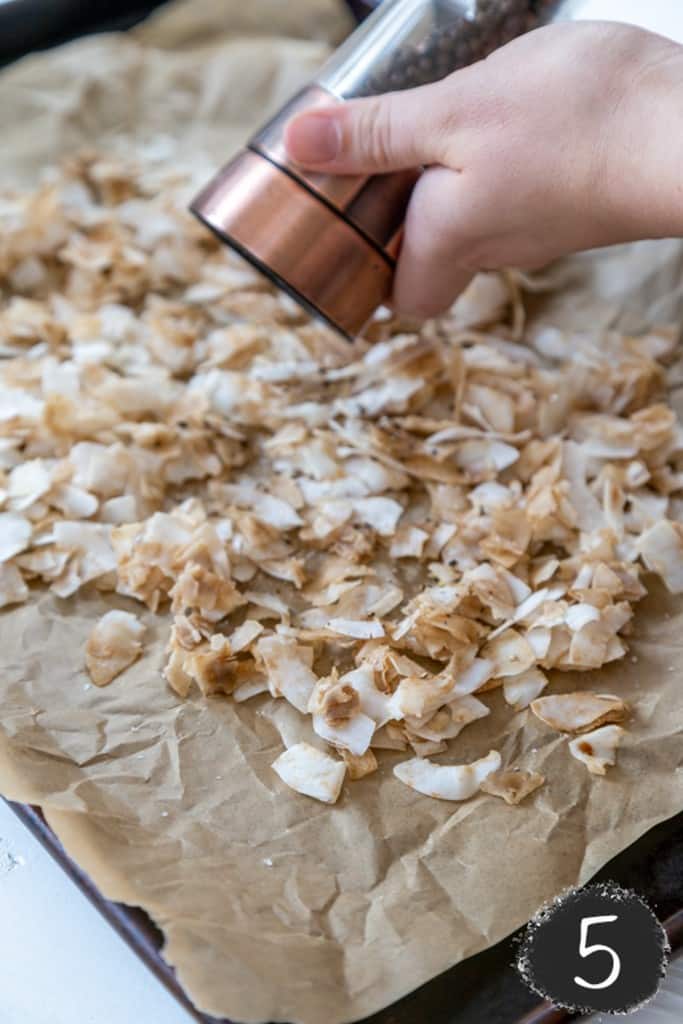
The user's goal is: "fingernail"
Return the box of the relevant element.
[285,112,341,165]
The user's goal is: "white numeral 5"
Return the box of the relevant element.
[574,915,621,990]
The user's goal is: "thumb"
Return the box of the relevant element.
[284,83,452,175]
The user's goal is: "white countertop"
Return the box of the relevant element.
[0,799,193,1024]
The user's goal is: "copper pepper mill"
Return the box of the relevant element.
[189,0,587,338]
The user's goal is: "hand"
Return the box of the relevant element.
[285,21,683,318]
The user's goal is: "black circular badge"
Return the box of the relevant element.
[516,883,669,1014]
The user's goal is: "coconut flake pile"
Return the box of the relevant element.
[1,153,682,803]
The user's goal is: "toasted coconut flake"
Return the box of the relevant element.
[531,693,629,733]
[341,666,400,727]
[502,569,532,604]
[565,603,601,632]
[481,629,535,677]
[354,497,403,536]
[393,749,501,801]
[568,725,625,775]
[511,588,553,624]
[503,668,548,710]
[328,617,384,639]
[170,562,243,621]
[233,677,269,703]
[392,665,470,718]
[371,721,409,750]
[0,513,32,562]
[405,695,489,741]
[85,610,145,686]
[481,769,545,804]
[52,484,98,519]
[531,557,559,586]
[637,520,683,593]
[566,620,616,670]
[526,627,552,660]
[163,648,193,698]
[100,495,138,524]
[480,508,530,568]
[452,657,495,696]
[7,460,52,512]
[228,619,263,653]
[221,484,302,530]
[424,522,457,557]
[390,525,428,558]
[272,742,346,804]
[309,677,361,725]
[562,442,604,533]
[52,521,116,595]
[256,635,317,714]
[312,710,376,757]
[69,443,130,498]
[406,735,448,757]
[341,748,378,780]
[469,480,513,512]
[181,641,245,696]
[0,562,29,609]
[453,439,519,479]
[452,273,510,328]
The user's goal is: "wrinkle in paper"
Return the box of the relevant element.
[0,3,682,1023]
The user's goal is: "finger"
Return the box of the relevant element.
[392,166,475,317]
[284,82,455,175]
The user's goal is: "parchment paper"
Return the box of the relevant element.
[1,3,683,1023]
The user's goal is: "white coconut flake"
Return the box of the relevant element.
[503,668,548,710]
[272,742,346,804]
[452,658,495,696]
[52,484,98,518]
[233,678,269,703]
[565,603,601,632]
[406,695,490,741]
[481,629,535,678]
[7,460,52,512]
[393,750,502,801]
[0,513,32,562]
[312,711,376,757]
[568,725,625,775]
[328,618,384,639]
[221,484,302,530]
[85,610,146,686]
[229,619,263,653]
[454,439,519,475]
[341,667,400,728]
[0,562,29,609]
[637,520,683,593]
[257,635,317,714]
[354,497,403,536]
[390,525,428,558]
[532,692,628,733]
[100,495,138,524]
[526,627,552,660]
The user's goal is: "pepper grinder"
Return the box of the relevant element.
[188,0,589,338]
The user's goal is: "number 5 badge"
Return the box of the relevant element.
[516,882,669,1014]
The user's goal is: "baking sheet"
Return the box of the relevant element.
[1,3,683,1023]
[8,801,682,1024]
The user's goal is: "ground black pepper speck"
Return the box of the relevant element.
[355,0,561,97]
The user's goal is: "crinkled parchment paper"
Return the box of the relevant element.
[1,3,682,1022]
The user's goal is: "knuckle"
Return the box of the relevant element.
[357,98,395,166]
